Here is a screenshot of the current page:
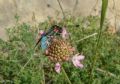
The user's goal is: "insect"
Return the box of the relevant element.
[35,25,63,50]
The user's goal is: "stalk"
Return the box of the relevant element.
[62,67,72,84]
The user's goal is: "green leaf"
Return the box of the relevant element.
[97,0,108,46]
[100,0,108,29]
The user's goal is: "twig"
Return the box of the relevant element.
[76,33,98,43]
[72,0,78,15]
[89,0,99,15]
[57,0,66,19]
[113,0,117,31]
[17,49,35,75]
[0,59,18,62]
[96,68,117,78]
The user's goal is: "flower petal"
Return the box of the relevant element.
[76,62,84,68]
[72,60,79,67]
[73,54,85,60]
[45,50,48,55]
[55,62,61,73]
[77,55,85,60]
[72,54,85,68]
[39,30,44,35]
[62,28,68,39]
[72,60,84,68]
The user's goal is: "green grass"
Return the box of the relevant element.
[0,16,120,84]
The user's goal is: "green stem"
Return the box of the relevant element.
[62,67,72,84]
[41,65,45,84]
[18,49,35,75]
[89,0,108,83]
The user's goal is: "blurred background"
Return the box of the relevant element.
[0,0,120,41]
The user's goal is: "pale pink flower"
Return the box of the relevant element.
[62,27,68,39]
[36,30,44,42]
[39,30,44,35]
[55,62,61,73]
[72,54,85,68]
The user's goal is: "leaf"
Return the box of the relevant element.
[100,0,108,29]
[97,0,108,46]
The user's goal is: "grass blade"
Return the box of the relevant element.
[90,0,108,83]
[100,0,108,29]
[97,0,108,45]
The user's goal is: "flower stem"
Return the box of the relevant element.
[61,67,72,84]
[89,0,108,83]
[41,65,45,84]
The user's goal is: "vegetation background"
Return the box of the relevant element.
[0,0,120,84]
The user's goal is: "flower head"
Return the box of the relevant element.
[72,54,85,68]
[62,27,68,39]
[39,30,44,35]
[55,62,61,73]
